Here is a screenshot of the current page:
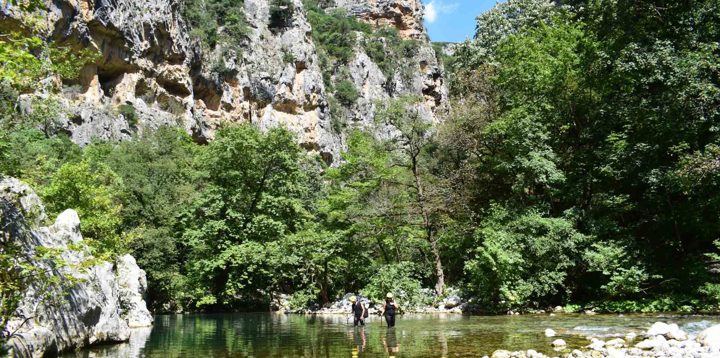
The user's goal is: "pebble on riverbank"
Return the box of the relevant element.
[485,322,720,358]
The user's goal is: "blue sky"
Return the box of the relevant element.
[422,0,500,43]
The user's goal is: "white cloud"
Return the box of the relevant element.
[425,2,438,22]
[424,1,460,24]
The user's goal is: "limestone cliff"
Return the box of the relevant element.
[0,177,153,357]
[0,0,447,164]
[334,0,426,40]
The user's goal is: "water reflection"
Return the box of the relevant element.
[67,313,720,357]
[66,327,152,358]
[382,329,400,356]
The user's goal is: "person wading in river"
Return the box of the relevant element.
[382,293,399,328]
[350,296,367,326]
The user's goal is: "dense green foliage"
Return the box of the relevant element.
[182,0,250,49]
[443,0,720,311]
[333,80,359,106]
[2,0,720,318]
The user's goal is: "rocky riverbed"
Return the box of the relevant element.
[487,321,720,358]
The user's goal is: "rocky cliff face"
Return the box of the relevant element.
[334,0,426,40]
[0,177,152,357]
[1,0,446,164]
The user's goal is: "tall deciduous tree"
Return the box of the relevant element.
[182,125,311,308]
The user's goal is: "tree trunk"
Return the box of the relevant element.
[429,232,445,296]
[320,261,330,304]
[411,154,445,296]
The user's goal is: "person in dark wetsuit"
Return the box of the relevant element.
[349,296,366,326]
[382,293,400,328]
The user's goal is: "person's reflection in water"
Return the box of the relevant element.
[383,328,400,356]
[352,327,367,356]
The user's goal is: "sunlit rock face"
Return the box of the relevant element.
[334,0,426,40]
[0,178,152,358]
[1,0,447,164]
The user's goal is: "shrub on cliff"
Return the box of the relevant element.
[305,6,370,63]
[334,80,359,106]
[182,0,251,49]
[269,0,295,30]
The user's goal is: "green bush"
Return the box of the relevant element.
[361,262,430,308]
[182,0,250,49]
[305,7,370,63]
[282,50,295,64]
[363,27,419,79]
[288,288,319,310]
[701,240,720,305]
[589,297,702,314]
[328,97,346,133]
[583,241,651,298]
[464,205,589,310]
[269,0,295,30]
[334,79,359,106]
[118,104,138,127]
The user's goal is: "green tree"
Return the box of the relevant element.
[0,128,82,188]
[375,97,449,295]
[465,206,588,309]
[41,160,126,259]
[325,97,449,297]
[182,125,311,308]
[86,127,202,310]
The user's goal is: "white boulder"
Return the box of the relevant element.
[646,322,688,341]
[635,335,667,350]
[697,324,720,350]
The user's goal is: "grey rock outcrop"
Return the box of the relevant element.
[1,0,447,165]
[117,255,154,328]
[0,178,152,357]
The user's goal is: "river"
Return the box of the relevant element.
[65,313,720,357]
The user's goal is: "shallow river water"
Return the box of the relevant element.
[67,313,720,357]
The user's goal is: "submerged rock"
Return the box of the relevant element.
[490,349,513,358]
[0,178,152,357]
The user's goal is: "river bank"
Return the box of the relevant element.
[272,291,720,316]
[485,321,720,358]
